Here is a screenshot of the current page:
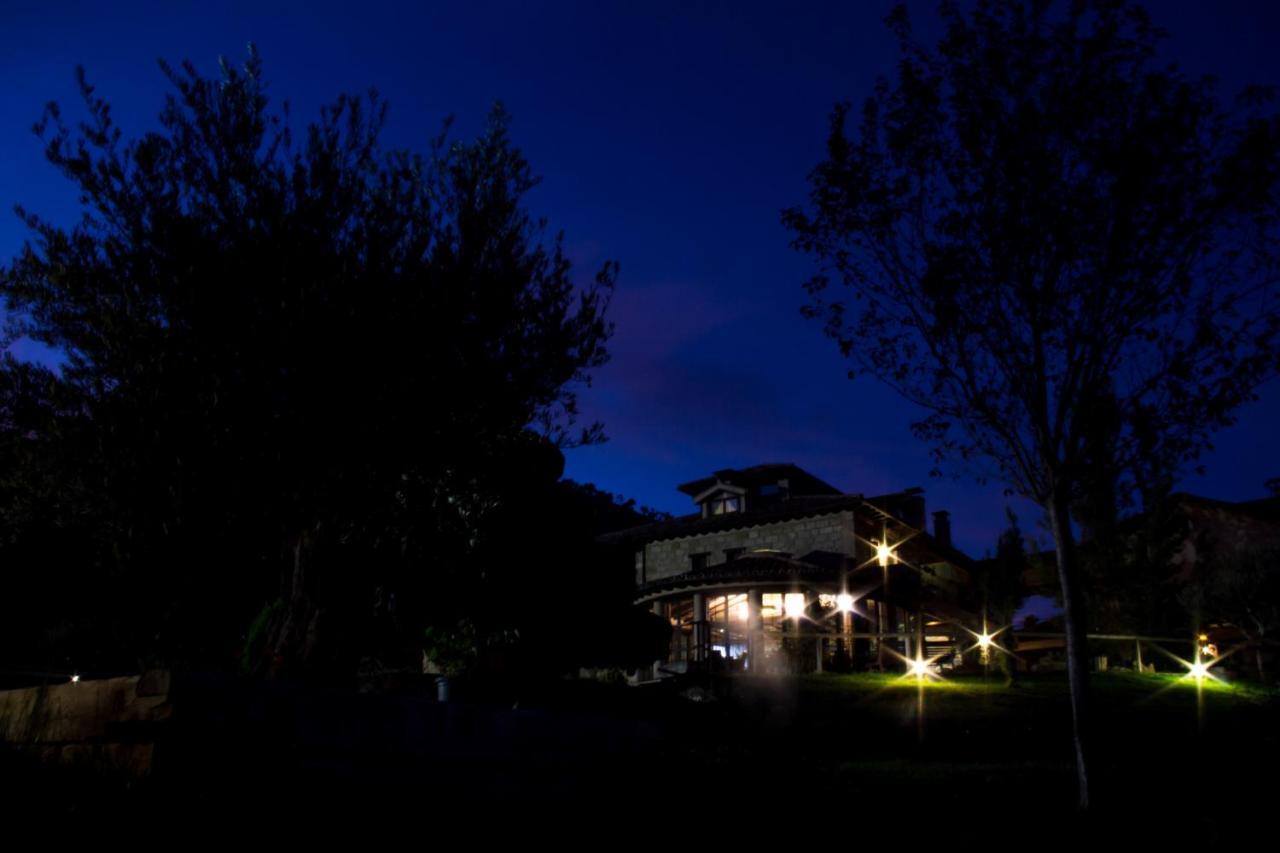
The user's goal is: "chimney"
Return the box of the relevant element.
[932,510,952,549]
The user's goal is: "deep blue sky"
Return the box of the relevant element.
[3,1,1279,556]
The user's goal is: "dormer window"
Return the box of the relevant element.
[693,483,748,517]
[709,496,742,515]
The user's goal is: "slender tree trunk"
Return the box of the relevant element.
[1048,489,1092,811]
[266,529,322,679]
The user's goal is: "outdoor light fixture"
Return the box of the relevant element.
[836,593,855,613]
[977,633,993,649]
[1189,662,1209,680]
[70,673,80,683]
[910,657,929,677]
[875,540,896,568]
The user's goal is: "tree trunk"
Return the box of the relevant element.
[1048,489,1092,811]
[266,529,323,679]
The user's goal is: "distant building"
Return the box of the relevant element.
[600,463,980,677]
[1011,491,1280,675]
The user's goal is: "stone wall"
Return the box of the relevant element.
[0,671,663,792]
[642,510,858,582]
[0,671,170,775]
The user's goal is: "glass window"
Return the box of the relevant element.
[707,593,750,660]
[707,495,743,515]
[707,594,748,622]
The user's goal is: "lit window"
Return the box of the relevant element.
[784,593,806,619]
[710,496,742,515]
[761,594,783,620]
[708,594,749,622]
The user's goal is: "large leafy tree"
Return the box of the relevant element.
[0,49,617,680]
[784,0,1280,808]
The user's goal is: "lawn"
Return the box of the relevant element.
[629,671,1278,840]
[2,670,1274,837]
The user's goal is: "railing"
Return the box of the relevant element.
[657,621,1207,678]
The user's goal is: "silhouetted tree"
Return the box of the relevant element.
[785,0,1280,808]
[983,510,1028,683]
[0,49,618,681]
[1080,491,1188,639]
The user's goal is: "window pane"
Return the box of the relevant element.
[708,596,726,621]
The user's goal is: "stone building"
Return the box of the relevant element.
[600,464,980,677]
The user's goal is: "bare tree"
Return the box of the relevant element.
[784,0,1280,809]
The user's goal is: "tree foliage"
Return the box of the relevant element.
[1181,545,1280,682]
[0,48,624,680]
[786,1,1279,505]
[784,0,1280,808]
[983,509,1029,626]
[1080,492,1188,637]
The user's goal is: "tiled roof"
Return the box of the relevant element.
[635,551,974,617]
[635,552,844,598]
[598,494,867,544]
[676,463,842,498]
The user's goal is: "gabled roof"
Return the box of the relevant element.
[676,463,841,498]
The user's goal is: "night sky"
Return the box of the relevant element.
[3,1,1279,558]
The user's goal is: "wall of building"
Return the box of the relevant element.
[1173,502,1280,581]
[642,511,859,582]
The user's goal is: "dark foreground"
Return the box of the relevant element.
[2,671,1273,839]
